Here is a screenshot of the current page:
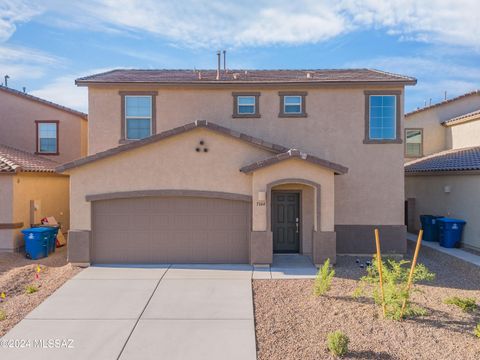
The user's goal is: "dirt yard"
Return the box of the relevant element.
[0,247,82,336]
[253,243,480,360]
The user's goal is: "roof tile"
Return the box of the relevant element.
[405,146,480,174]
[0,144,59,173]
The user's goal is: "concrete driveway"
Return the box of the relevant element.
[1,264,256,360]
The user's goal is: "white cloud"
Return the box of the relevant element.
[32,0,480,49]
[29,68,115,112]
[0,0,43,41]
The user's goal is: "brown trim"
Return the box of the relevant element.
[278,91,308,118]
[119,91,158,141]
[0,222,23,229]
[86,189,252,203]
[404,128,423,158]
[240,149,348,175]
[56,120,290,172]
[363,90,402,144]
[232,92,261,118]
[35,120,59,155]
[266,178,321,234]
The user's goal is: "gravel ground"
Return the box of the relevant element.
[0,247,82,336]
[253,242,480,360]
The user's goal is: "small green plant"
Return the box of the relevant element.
[474,324,480,338]
[25,284,39,294]
[0,309,6,321]
[313,258,335,296]
[354,256,435,320]
[326,330,349,357]
[444,297,477,312]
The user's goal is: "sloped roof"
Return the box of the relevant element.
[442,109,480,126]
[0,144,59,173]
[405,90,480,117]
[405,146,480,175]
[57,120,290,172]
[240,149,348,175]
[76,68,416,86]
[0,85,87,119]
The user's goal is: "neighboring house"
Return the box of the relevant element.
[57,69,416,265]
[404,90,480,250]
[0,86,87,251]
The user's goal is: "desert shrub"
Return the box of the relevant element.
[474,324,480,338]
[25,285,39,294]
[326,330,349,357]
[444,297,477,312]
[0,309,6,321]
[354,256,435,320]
[313,258,335,296]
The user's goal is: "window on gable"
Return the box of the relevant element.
[36,121,58,154]
[125,96,152,140]
[405,129,423,157]
[368,94,397,141]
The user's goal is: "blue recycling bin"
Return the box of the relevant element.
[437,218,466,248]
[31,224,60,253]
[21,227,51,260]
[420,215,444,242]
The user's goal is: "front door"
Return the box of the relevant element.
[272,191,300,253]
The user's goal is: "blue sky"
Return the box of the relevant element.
[1,1,479,113]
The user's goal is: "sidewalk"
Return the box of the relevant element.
[407,232,480,267]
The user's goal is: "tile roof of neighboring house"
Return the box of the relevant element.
[0,144,59,173]
[240,149,348,175]
[441,109,480,126]
[0,85,87,119]
[405,146,480,175]
[76,68,416,86]
[56,120,348,175]
[405,90,480,117]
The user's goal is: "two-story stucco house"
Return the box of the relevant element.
[404,90,480,250]
[0,85,87,251]
[57,69,416,265]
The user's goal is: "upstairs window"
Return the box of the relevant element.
[364,91,401,144]
[232,93,260,118]
[405,129,423,157]
[125,95,152,140]
[279,92,307,117]
[36,121,58,155]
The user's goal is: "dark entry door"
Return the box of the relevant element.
[272,192,300,253]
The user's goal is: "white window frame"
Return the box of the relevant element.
[283,95,302,114]
[405,128,423,157]
[237,95,256,115]
[125,95,153,140]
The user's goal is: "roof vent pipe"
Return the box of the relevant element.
[223,50,226,72]
[22,87,26,93]
[4,75,9,87]
[216,51,221,80]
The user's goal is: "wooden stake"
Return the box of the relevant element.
[400,229,423,318]
[374,228,386,318]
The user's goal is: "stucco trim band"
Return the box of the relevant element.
[85,189,252,203]
[0,222,23,229]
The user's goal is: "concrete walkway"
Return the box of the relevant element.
[1,264,256,360]
[407,232,480,267]
[253,254,318,279]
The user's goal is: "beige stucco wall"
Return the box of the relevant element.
[0,89,87,163]
[405,174,480,250]
[0,175,14,251]
[446,120,480,150]
[405,94,480,161]
[86,85,405,226]
[69,128,272,229]
[11,173,70,249]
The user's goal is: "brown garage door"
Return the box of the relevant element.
[91,196,251,264]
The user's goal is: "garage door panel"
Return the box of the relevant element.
[92,196,251,264]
